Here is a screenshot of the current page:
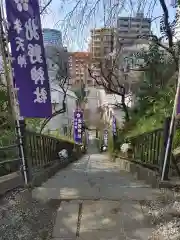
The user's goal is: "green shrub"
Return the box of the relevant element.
[0,129,19,159]
[45,129,75,144]
[173,128,180,149]
[0,128,19,176]
[98,130,103,150]
[108,130,114,155]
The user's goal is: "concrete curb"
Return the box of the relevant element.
[115,157,160,188]
[0,154,84,196]
[0,172,24,196]
[159,179,180,189]
[31,159,73,187]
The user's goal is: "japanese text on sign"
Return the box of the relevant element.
[14,16,46,104]
[73,111,83,143]
[6,0,51,117]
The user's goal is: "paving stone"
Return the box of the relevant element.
[52,202,79,238]
[32,153,164,240]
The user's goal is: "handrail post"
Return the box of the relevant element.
[96,128,98,138]
[17,120,32,183]
[113,134,117,151]
[160,117,172,180]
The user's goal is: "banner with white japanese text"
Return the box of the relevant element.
[5,0,52,118]
[103,129,108,147]
[112,116,117,136]
[73,110,83,143]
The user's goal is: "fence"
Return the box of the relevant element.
[127,128,163,170]
[0,144,20,176]
[125,117,180,180]
[25,130,78,169]
[0,123,21,177]
[0,121,83,183]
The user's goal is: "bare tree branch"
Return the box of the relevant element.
[40,77,69,133]
[159,0,173,48]
[40,0,53,15]
[39,46,70,133]
[88,60,129,121]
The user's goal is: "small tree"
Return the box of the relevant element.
[40,46,70,133]
[88,45,132,122]
[72,82,88,108]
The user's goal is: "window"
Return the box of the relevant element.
[63,126,68,136]
[142,24,150,28]
[76,79,80,84]
[131,23,140,28]
[87,79,92,85]
[104,47,110,55]
[94,36,101,41]
[119,30,129,34]
[120,24,129,28]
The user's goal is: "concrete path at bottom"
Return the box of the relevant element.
[33,154,167,240]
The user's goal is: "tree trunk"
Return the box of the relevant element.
[121,94,129,122]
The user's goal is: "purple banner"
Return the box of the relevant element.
[74,110,83,143]
[5,0,52,118]
[103,129,108,146]
[112,116,117,135]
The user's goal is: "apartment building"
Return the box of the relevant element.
[175,6,180,41]
[117,12,151,47]
[42,28,63,47]
[90,28,114,58]
[89,28,114,83]
[68,52,93,87]
[113,13,151,93]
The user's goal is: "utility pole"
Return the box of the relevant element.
[0,3,28,185]
[0,9,15,120]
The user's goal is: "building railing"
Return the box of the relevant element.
[127,128,163,170]
[0,120,83,183]
[125,117,180,180]
[25,130,77,169]
[0,144,20,177]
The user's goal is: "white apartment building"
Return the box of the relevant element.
[117,12,151,46]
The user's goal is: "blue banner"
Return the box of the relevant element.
[73,110,83,143]
[103,129,108,146]
[5,0,52,118]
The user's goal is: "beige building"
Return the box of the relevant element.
[89,28,115,82]
[68,52,93,87]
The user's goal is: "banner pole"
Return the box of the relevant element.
[0,3,28,185]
